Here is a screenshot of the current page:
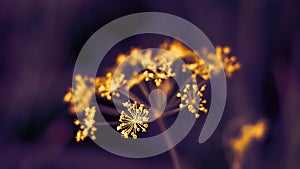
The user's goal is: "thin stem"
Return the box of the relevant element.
[94,121,119,126]
[157,117,181,169]
[118,88,149,107]
[166,93,181,109]
[198,79,208,87]
[162,107,181,117]
[99,105,120,116]
[137,80,150,100]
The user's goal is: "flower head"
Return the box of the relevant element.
[215,46,241,77]
[97,72,126,100]
[181,46,241,81]
[177,84,207,118]
[159,40,195,58]
[182,58,209,81]
[204,46,241,77]
[75,106,97,142]
[63,75,95,113]
[117,101,149,139]
[140,50,176,86]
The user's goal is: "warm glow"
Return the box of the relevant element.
[64,40,241,141]
[74,106,97,142]
[117,101,149,139]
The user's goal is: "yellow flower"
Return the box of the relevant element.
[206,46,241,77]
[182,58,209,81]
[216,46,241,77]
[117,101,149,139]
[177,84,207,119]
[182,46,241,81]
[74,106,97,142]
[140,49,176,86]
[97,72,126,100]
[159,40,195,58]
[63,75,95,113]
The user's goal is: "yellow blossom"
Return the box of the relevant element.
[63,75,95,113]
[177,84,207,118]
[75,106,97,142]
[97,72,126,100]
[117,101,149,139]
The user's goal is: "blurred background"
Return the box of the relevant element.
[1,0,300,169]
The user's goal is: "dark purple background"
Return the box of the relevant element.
[1,0,300,168]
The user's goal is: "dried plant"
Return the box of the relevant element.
[176,84,207,119]
[74,106,97,142]
[64,40,241,141]
[117,101,149,139]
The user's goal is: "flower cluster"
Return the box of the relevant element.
[64,40,241,141]
[177,84,207,118]
[96,72,126,100]
[63,75,95,113]
[182,46,241,81]
[117,101,149,139]
[140,50,176,86]
[74,106,97,142]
